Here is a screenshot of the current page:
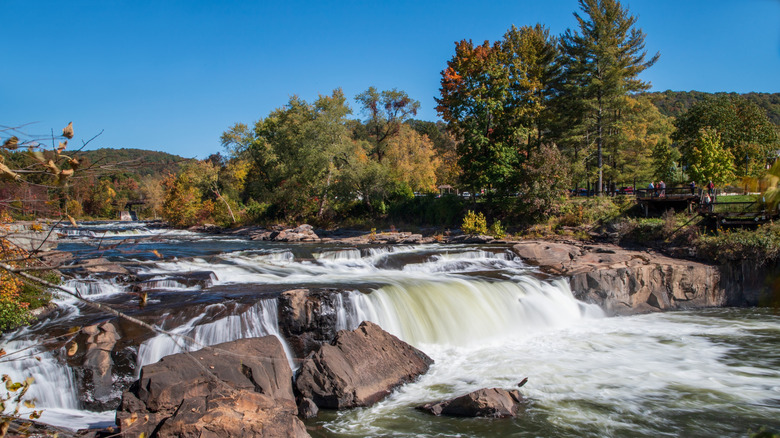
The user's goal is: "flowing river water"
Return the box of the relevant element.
[1,222,778,437]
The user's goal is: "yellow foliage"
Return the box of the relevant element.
[385,125,440,192]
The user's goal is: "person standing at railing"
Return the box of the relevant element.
[707,180,715,196]
[689,181,696,195]
[659,180,666,197]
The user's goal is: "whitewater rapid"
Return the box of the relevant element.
[0,224,777,436]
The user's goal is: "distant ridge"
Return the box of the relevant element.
[78,148,192,177]
[642,90,780,125]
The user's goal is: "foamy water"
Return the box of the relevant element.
[1,227,777,436]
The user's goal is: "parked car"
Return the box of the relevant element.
[618,186,634,195]
[570,188,590,197]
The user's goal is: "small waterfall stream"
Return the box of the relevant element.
[136,298,295,371]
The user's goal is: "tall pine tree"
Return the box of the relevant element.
[559,0,659,194]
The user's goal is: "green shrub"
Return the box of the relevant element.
[462,210,488,235]
[490,220,506,239]
[697,223,780,265]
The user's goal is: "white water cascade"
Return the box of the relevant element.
[136,298,296,371]
[340,276,604,347]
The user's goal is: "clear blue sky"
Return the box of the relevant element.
[2,0,779,159]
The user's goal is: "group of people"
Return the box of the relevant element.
[647,180,666,197]
[646,180,716,200]
[703,180,716,207]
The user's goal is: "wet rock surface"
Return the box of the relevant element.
[64,321,129,411]
[116,336,308,437]
[513,240,725,315]
[295,321,433,409]
[277,288,343,360]
[418,388,527,418]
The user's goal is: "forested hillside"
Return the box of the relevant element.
[78,148,190,178]
[644,91,780,125]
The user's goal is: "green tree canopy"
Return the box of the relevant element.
[558,0,659,193]
[672,94,779,178]
[682,128,736,185]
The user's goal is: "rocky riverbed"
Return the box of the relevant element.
[5,222,778,437]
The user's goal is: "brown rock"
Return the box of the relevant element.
[116,336,305,437]
[297,397,319,419]
[512,241,582,273]
[78,257,130,275]
[295,321,433,409]
[418,388,526,418]
[156,390,309,438]
[79,321,120,406]
[513,241,725,315]
[278,289,340,359]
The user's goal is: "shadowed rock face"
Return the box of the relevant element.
[295,321,434,409]
[513,241,726,315]
[116,336,309,438]
[418,388,527,418]
[277,289,341,361]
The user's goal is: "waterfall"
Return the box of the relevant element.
[60,278,127,297]
[314,248,362,261]
[0,329,80,410]
[136,298,296,371]
[339,277,604,347]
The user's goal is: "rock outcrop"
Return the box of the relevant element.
[277,289,342,360]
[418,388,526,418]
[116,336,308,438]
[295,321,433,409]
[252,224,320,242]
[82,322,120,406]
[64,321,124,411]
[513,240,726,315]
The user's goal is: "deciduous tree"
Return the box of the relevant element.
[437,39,520,192]
[682,128,736,185]
[672,94,779,178]
[355,87,420,163]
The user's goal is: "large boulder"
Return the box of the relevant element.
[295,321,433,409]
[277,289,341,360]
[513,241,725,315]
[64,321,124,411]
[116,336,308,438]
[512,240,582,273]
[418,388,526,418]
[154,389,308,437]
[82,322,120,407]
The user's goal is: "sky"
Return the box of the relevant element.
[2,0,779,159]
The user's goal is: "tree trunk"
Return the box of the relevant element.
[597,94,603,196]
[213,189,235,223]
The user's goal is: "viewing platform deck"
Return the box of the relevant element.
[635,186,779,227]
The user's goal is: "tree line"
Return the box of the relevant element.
[2,0,778,228]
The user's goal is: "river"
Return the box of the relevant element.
[1,222,778,437]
